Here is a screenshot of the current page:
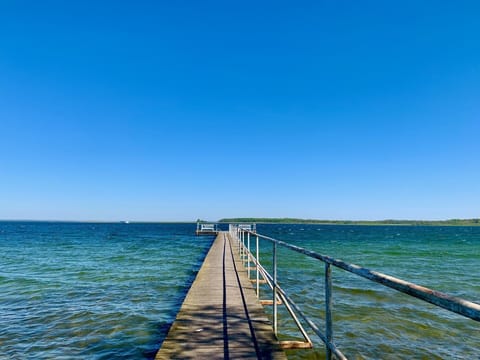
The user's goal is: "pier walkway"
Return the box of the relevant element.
[155,232,286,359]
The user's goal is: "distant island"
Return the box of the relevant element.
[217,218,480,226]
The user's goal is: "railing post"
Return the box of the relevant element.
[236,228,239,250]
[325,263,333,360]
[256,234,260,297]
[273,241,278,336]
[247,232,251,278]
[241,230,245,259]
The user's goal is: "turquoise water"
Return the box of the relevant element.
[0,222,214,359]
[255,224,480,359]
[1,222,478,359]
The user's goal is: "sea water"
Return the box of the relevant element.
[0,222,213,359]
[256,224,480,359]
[0,222,478,359]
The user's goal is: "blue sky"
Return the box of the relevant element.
[1,1,479,221]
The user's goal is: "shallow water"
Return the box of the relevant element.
[254,224,480,359]
[0,222,213,359]
[1,222,478,359]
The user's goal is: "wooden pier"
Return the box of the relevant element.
[156,224,480,359]
[155,232,287,359]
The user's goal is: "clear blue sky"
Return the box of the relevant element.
[1,1,479,221]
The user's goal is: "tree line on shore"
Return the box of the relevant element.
[216,218,480,226]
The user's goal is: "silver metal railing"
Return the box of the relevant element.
[229,224,480,360]
[196,221,219,234]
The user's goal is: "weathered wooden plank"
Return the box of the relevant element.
[260,299,283,306]
[279,340,313,349]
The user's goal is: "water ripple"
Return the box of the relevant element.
[0,222,213,359]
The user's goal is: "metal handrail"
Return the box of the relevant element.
[230,225,480,360]
[230,226,315,349]
[245,242,314,346]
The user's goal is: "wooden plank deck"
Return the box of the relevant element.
[155,231,287,359]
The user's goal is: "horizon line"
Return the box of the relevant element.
[1,217,479,223]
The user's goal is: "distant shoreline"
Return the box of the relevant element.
[217,218,480,226]
[2,218,480,226]
[0,220,196,224]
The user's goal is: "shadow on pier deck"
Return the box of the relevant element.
[155,232,286,359]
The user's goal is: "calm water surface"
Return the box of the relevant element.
[1,222,478,359]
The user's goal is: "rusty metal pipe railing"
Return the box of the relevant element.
[236,234,315,349]
[230,224,480,360]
